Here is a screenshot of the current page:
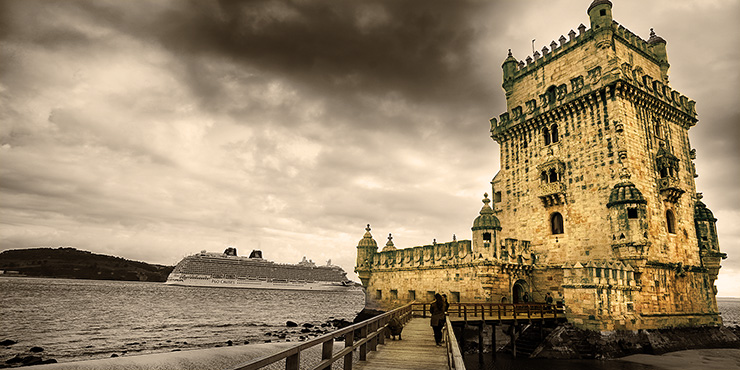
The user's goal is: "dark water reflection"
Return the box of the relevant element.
[464,352,660,370]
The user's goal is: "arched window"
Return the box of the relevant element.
[541,171,548,182]
[549,168,558,183]
[551,212,564,234]
[483,232,491,242]
[543,127,551,145]
[666,210,676,234]
[551,124,559,143]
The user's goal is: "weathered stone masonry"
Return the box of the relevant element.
[355,0,725,331]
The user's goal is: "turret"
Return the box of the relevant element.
[588,0,613,32]
[695,195,725,278]
[501,49,518,98]
[355,224,378,269]
[647,28,670,83]
[382,233,397,252]
[472,193,501,259]
[606,170,648,264]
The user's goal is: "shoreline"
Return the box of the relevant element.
[617,348,740,370]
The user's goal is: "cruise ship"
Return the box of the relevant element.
[165,248,356,291]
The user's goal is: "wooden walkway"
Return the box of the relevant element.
[353,317,447,370]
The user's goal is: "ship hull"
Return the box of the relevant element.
[165,274,357,291]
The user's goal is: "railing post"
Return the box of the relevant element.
[344,330,354,370]
[378,317,386,345]
[285,352,299,370]
[497,304,502,321]
[463,305,468,322]
[369,321,377,351]
[320,340,333,370]
[359,325,368,361]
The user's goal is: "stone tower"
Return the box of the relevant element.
[355,224,377,288]
[489,0,725,329]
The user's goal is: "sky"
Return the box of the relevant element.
[1,0,738,295]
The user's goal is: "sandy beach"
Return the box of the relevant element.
[618,348,740,370]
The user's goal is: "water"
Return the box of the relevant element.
[0,277,365,363]
[462,297,740,370]
[718,296,740,326]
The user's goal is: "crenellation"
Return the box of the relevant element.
[357,0,724,331]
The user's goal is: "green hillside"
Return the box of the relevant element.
[0,247,174,282]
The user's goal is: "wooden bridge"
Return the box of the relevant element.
[227,302,564,370]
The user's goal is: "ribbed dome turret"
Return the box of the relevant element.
[472,193,501,231]
[587,0,612,13]
[694,200,716,222]
[382,233,396,252]
[357,224,378,248]
[607,172,646,207]
[647,28,666,44]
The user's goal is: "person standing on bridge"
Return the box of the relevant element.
[430,293,446,346]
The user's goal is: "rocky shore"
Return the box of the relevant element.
[0,309,382,368]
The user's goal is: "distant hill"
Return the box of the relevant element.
[0,247,174,282]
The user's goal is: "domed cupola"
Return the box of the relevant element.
[473,193,502,231]
[694,199,716,222]
[357,224,378,249]
[647,28,666,45]
[382,233,397,252]
[356,224,378,270]
[471,193,501,259]
[606,176,646,208]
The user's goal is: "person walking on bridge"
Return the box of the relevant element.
[430,293,446,346]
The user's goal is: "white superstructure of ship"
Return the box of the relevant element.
[165,248,356,291]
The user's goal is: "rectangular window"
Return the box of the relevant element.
[408,290,416,301]
[376,290,382,300]
[494,191,502,203]
[390,289,398,300]
[627,208,638,219]
[595,268,601,278]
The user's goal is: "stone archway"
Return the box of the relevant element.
[512,279,528,303]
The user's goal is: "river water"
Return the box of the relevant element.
[0,277,365,363]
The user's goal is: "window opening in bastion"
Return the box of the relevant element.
[408,290,416,301]
[628,208,638,219]
[390,289,398,300]
[376,290,382,300]
[666,209,676,234]
[551,212,564,234]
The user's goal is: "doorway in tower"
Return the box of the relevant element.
[512,280,528,303]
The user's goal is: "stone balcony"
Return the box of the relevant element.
[538,181,566,206]
[657,176,684,203]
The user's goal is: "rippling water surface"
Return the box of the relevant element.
[1,277,364,363]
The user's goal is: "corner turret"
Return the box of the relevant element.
[355,224,377,269]
[606,170,648,264]
[472,193,501,258]
[502,49,518,96]
[648,28,670,82]
[588,0,613,31]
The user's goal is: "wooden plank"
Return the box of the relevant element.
[354,317,447,370]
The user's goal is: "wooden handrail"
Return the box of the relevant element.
[444,316,466,370]
[226,303,413,370]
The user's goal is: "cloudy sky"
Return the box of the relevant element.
[1,0,738,295]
